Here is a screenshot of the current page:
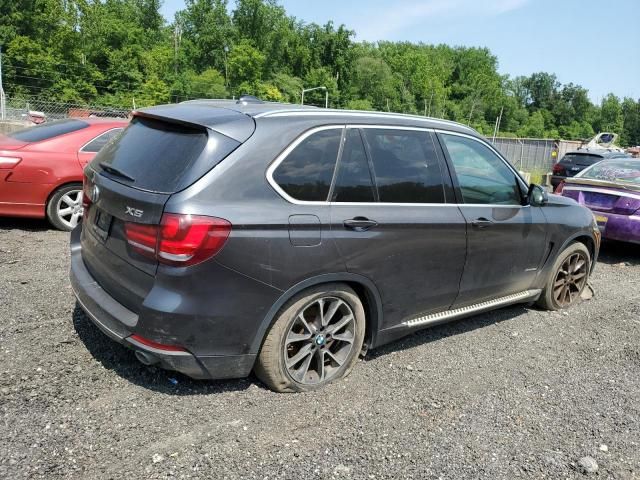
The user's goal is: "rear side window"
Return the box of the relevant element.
[8,119,89,142]
[332,129,375,202]
[362,129,445,203]
[81,128,123,153]
[272,128,342,202]
[93,117,238,193]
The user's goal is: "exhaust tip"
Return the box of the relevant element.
[135,350,159,366]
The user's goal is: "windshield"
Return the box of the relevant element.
[8,119,89,142]
[577,159,640,186]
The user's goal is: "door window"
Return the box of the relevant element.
[332,129,375,202]
[81,128,123,153]
[273,128,342,202]
[441,134,522,205]
[362,129,445,203]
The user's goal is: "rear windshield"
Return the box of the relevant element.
[92,116,239,193]
[579,159,640,186]
[561,153,603,165]
[8,119,89,142]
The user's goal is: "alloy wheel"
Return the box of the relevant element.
[284,297,356,385]
[553,252,588,307]
[56,190,83,229]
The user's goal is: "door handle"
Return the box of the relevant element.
[471,218,493,228]
[343,217,378,231]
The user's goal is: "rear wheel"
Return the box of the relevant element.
[46,183,83,231]
[255,283,365,393]
[537,242,591,310]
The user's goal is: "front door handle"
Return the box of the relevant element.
[471,217,493,228]
[343,217,378,231]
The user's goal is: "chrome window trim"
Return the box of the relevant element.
[79,127,124,154]
[266,124,530,208]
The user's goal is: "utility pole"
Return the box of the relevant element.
[173,22,182,77]
[492,106,504,142]
[0,45,6,120]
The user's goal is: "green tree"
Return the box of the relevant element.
[228,40,265,91]
[180,0,233,73]
[597,94,624,133]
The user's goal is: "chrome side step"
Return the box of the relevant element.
[403,289,541,328]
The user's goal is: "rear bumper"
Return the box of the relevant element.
[592,211,640,245]
[69,226,256,380]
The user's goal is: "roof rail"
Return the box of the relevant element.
[254,109,474,132]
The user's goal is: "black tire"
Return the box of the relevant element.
[537,242,591,311]
[46,183,83,231]
[255,283,366,393]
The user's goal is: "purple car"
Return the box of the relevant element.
[558,158,640,244]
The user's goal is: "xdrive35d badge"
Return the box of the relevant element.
[70,99,600,392]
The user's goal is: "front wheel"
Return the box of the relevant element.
[255,283,366,393]
[46,183,83,231]
[537,242,591,310]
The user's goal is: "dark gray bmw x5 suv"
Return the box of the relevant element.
[70,100,600,392]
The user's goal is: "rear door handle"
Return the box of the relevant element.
[471,218,493,228]
[343,217,378,231]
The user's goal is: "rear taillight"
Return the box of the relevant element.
[555,181,565,194]
[124,222,158,259]
[124,213,231,267]
[552,163,565,174]
[0,156,21,169]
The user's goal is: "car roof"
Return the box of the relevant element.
[565,150,630,158]
[176,99,477,136]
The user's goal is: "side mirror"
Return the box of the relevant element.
[527,184,548,206]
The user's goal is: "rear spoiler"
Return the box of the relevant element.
[134,104,256,143]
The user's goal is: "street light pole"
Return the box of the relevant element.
[301,86,328,108]
[0,45,6,120]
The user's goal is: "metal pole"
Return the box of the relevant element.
[0,45,5,120]
[492,106,504,142]
[301,86,327,106]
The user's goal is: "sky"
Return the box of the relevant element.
[160,0,640,103]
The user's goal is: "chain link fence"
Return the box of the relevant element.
[491,137,583,173]
[1,94,130,125]
[0,92,583,177]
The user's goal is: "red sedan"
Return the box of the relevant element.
[0,118,128,230]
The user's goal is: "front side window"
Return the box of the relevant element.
[332,129,375,202]
[272,128,342,202]
[362,128,445,203]
[81,128,123,153]
[441,134,522,205]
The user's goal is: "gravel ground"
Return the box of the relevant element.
[1,217,639,480]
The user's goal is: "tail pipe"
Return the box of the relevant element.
[135,350,160,366]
